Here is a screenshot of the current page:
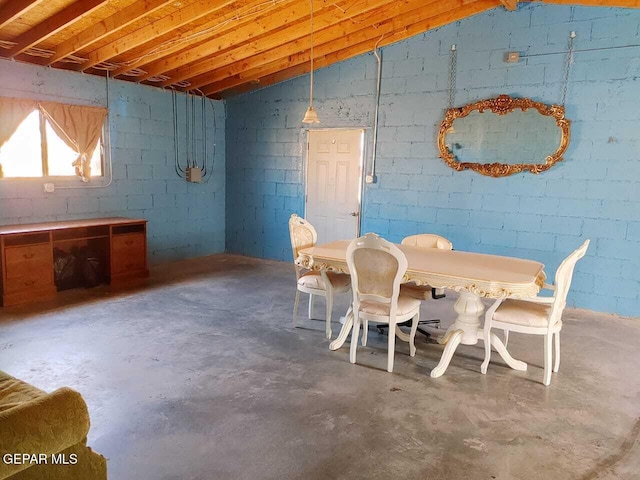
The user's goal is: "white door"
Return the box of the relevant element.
[306,129,363,244]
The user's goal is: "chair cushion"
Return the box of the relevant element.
[493,299,552,328]
[359,294,421,317]
[298,271,350,290]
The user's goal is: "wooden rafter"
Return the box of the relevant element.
[110,0,301,79]
[77,0,239,71]
[206,0,498,97]
[185,0,445,91]
[0,0,45,30]
[135,0,340,83]
[499,0,518,10]
[0,0,638,97]
[154,0,400,88]
[1,0,110,58]
[45,0,176,65]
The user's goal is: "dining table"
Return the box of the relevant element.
[296,240,546,378]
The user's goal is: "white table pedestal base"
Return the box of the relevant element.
[430,291,527,378]
[330,308,353,351]
[329,292,528,378]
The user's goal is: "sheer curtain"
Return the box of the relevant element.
[39,102,108,182]
[0,97,37,148]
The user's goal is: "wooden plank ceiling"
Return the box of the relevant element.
[0,0,638,98]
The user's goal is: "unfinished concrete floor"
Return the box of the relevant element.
[1,254,639,480]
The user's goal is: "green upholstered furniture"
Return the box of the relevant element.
[0,371,107,480]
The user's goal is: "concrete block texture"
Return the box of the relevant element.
[225,3,640,315]
[0,59,225,264]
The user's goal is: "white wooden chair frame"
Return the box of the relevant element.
[401,234,453,300]
[346,233,421,373]
[481,240,590,386]
[401,234,453,250]
[289,214,350,339]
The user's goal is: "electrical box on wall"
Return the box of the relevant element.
[186,167,202,183]
[505,52,520,63]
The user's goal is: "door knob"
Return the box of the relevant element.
[349,211,359,217]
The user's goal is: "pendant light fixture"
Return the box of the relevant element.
[302,0,320,124]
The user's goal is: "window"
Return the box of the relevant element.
[0,107,104,179]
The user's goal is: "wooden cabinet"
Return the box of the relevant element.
[0,218,149,307]
[110,224,147,281]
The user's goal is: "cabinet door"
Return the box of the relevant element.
[111,233,146,274]
[4,244,54,292]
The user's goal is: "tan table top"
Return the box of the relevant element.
[297,240,546,299]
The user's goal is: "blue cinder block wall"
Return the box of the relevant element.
[225,3,640,316]
[0,60,225,263]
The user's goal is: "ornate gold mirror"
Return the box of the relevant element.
[438,95,570,177]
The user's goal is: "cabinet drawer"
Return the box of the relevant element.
[4,271,54,293]
[111,234,146,273]
[5,244,52,280]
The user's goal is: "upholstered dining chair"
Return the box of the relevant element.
[346,233,422,372]
[481,240,590,386]
[289,214,351,339]
[400,234,453,300]
[373,233,453,338]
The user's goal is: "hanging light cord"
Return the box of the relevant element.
[309,0,314,107]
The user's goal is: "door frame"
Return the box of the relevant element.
[304,127,366,239]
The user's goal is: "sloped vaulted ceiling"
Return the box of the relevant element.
[0,0,638,98]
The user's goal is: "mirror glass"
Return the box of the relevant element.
[438,95,571,177]
[444,109,561,166]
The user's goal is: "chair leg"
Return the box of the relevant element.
[503,330,509,348]
[553,332,560,373]
[308,294,315,319]
[409,311,419,357]
[293,290,300,326]
[387,321,396,372]
[325,292,333,339]
[350,314,360,364]
[543,334,553,386]
[362,320,368,346]
[481,321,492,375]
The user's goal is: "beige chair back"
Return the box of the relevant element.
[347,233,408,317]
[401,234,453,250]
[289,214,317,260]
[549,239,590,325]
[289,214,317,279]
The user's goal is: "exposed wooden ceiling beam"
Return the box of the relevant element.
[135,0,341,83]
[186,0,444,91]
[77,0,238,71]
[1,0,110,58]
[45,0,176,65]
[0,0,45,30]
[154,0,400,88]
[499,0,518,10]
[206,0,497,97]
[110,0,300,78]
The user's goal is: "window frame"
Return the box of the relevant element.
[0,106,107,182]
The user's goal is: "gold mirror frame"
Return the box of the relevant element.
[438,94,571,178]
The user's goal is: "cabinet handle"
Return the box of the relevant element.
[23,253,35,259]
[125,263,134,269]
[125,240,134,246]
[24,280,36,286]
